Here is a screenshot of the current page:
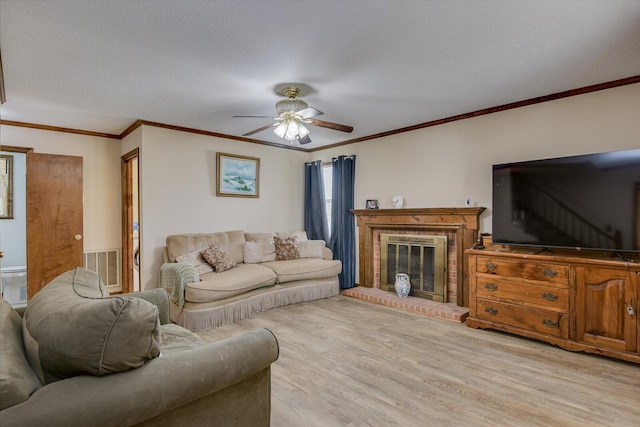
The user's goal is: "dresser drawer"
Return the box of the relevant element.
[476,299,570,338]
[476,276,569,312]
[476,256,569,285]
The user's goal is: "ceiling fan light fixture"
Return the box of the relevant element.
[237,84,352,144]
[274,122,287,138]
[284,120,300,140]
[298,123,310,138]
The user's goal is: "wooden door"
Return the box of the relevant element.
[575,266,637,353]
[26,153,83,298]
[121,148,140,293]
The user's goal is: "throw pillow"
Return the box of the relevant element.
[243,241,277,263]
[200,243,237,272]
[0,300,42,410]
[22,268,161,384]
[274,237,299,260]
[176,247,214,275]
[298,240,326,259]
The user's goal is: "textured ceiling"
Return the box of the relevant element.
[1,0,639,148]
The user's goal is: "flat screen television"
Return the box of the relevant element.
[492,148,640,253]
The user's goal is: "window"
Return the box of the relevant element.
[323,163,332,237]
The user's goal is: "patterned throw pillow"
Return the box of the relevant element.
[200,244,237,272]
[274,237,299,260]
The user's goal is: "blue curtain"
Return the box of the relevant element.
[329,155,356,289]
[304,160,329,241]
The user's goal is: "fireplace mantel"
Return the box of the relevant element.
[352,207,485,307]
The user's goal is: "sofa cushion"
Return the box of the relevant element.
[298,240,326,259]
[176,247,214,275]
[166,230,246,263]
[243,241,277,264]
[22,268,161,384]
[245,232,274,242]
[276,231,308,241]
[275,237,299,260]
[185,264,277,303]
[201,244,237,272]
[260,258,342,284]
[158,324,207,355]
[0,300,42,410]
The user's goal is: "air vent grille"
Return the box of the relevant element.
[84,249,120,289]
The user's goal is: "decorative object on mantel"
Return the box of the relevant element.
[391,195,404,208]
[365,199,378,209]
[394,273,411,298]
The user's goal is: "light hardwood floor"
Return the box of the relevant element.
[197,295,640,427]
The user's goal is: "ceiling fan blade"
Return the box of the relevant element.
[296,107,324,119]
[298,135,312,145]
[242,123,277,136]
[310,119,354,133]
[234,115,276,118]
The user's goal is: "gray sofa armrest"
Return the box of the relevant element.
[1,328,279,427]
[125,288,171,325]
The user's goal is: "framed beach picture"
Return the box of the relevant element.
[216,152,260,198]
[0,154,13,219]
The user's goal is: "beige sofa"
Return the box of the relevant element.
[162,230,342,331]
[1,268,279,426]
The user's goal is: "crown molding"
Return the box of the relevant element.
[308,75,640,152]
[2,75,638,152]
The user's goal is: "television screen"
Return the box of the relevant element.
[492,149,640,253]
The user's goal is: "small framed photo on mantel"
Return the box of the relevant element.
[365,199,379,209]
[216,152,260,198]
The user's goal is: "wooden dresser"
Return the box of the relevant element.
[467,246,639,364]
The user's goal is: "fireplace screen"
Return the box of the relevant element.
[380,234,447,302]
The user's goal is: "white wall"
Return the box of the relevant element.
[2,83,638,290]
[0,126,122,251]
[137,126,309,289]
[314,83,640,234]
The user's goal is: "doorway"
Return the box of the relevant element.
[122,149,140,293]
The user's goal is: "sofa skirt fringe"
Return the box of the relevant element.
[170,278,339,332]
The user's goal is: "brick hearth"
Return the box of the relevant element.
[342,287,469,322]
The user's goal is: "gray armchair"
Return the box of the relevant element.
[1,268,279,427]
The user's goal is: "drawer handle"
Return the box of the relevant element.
[542,319,559,328]
[485,307,498,315]
[542,292,558,301]
[485,262,498,272]
[484,283,498,291]
[542,268,558,278]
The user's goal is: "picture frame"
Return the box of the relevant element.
[0,154,13,219]
[216,152,260,198]
[366,199,379,209]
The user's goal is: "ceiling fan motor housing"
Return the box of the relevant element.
[276,98,308,116]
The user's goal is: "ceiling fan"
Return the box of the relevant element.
[234,86,353,145]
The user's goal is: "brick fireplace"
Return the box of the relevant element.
[351,207,485,307]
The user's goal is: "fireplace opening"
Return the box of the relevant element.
[380,234,448,302]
